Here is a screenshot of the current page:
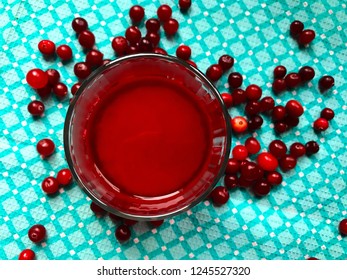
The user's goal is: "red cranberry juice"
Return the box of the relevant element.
[88,76,211,197]
[68,56,229,217]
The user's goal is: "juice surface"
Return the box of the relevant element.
[88,77,212,197]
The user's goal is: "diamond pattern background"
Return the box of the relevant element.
[0,0,347,260]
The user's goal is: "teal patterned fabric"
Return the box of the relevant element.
[1,0,347,260]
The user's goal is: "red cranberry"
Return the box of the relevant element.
[253,179,271,197]
[74,62,91,79]
[274,121,288,133]
[224,175,238,189]
[19,249,35,260]
[45,69,60,86]
[145,18,160,33]
[150,220,164,227]
[211,186,229,206]
[273,65,287,79]
[41,177,59,194]
[285,73,301,88]
[157,4,172,21]
[285,100,304,118]
[163,18,179,35]
[298,29,315,45]
[279,155,297,172]
[56,168,73,186]
[28,100,45,116]
[112,36,128,56]
[86,50,104,67]
[71,82,81,95]
[257,152,278,171]
[290,20,304,37]
[248,115,263,131]
[231,116,248,133]
[115,225,131,242]
[269,140,287,159]
[90,202,106,216]
[78,30,95,49]
[138,37,153,52]
[245,101,260,116]
[272,79,286,93]
[38,40,55,56]
[289,142,306,158]
[206,64,223,82]
[146,32,160,47]
[284,115,299,127]
[129,5,145,23]
[232,145,248,161]
[299,66,315,82]
[71,17,88,33]
[240,162,263,182]
[56,45,73,60]
[245,84,262,101]
[53,82,68,98]
[221,93,233,108]
[272,106,286,121]
[153,47,168,55]
[245,137,261,154]
[231,88,247,105]
[239,160,250,168]
[36,85,52,99]
[28,224,46,243]
[179,0,192,10]
[305,141,319,156]
[125,26,141,45]
[128,45,140,55]
[339,219,347,235]
[228,72,243,88]
[126,44,139,55]
[123,219,138,226]
[320,108,334,121]
[36,138,55,157]
[266,171,282,185]
[314,118,329,132]
[176,45,191,60]
[26,69,49,89]
[259,96,275,112]
[218,54,234,71]
[225,158,240,175]
[238,175,254,188]
[319,76,334,92]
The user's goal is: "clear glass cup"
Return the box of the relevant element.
[64,53,231,221]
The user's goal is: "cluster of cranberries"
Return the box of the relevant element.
[290,20,315,46]
[313,107,335,132]
[205,54,234,82]
[89,202,164,242]
[272,65,314,94]
[272,64,334,95]
[211,136,321,204]
[26,68,67,102]
[41,168,73,195]
[111,4,182,57]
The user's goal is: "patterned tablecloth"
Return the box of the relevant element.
[1,0,347,260]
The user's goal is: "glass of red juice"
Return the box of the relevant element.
[64,53,231,220]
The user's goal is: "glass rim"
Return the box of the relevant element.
[63,53,232,221]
